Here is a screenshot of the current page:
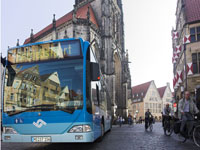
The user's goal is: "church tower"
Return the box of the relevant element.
[73,0,131,118]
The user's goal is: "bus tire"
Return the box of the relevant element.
[97,121,104,142]
[108,120,112,132]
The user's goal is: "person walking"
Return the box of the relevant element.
[145,109,152,130]
[117,116,123,127]
[128,113,133,125]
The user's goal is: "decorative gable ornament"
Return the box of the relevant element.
[172,57,176,64]
[173,31,178,39]
[183,35,191,44]
[173,52,178,59]
[174,74,179,89]
[176,45,181,54]
[177,70,183,83]
[187,62,193,75]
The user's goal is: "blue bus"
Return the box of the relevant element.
[2,38,112,143]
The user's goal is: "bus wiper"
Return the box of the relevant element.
[29,105,75,114]
[6,105,75,116]
[6,105,55,116]
[7,110,27,116]
[59,108,74,114]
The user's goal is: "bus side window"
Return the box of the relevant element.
[96,84,100,106]
[86,61,92,114]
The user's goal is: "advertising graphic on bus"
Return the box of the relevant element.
[2,38,112,143]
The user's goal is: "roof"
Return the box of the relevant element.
[24,3,98,44]
[185,0,200,23]
[157,86,167,98]
[132,81,152,101]
[40,73,52,81]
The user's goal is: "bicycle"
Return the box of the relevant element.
[174,115,200,148]
[163,115,174,136]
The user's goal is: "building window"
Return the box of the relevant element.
[13,81,19,89]
[133,104,136,110]
[190,26,200,42]
[150,103,152,109]
[137,103,139,108]
[192,53,200,74]
[167,93,171,97]
[20,83,25,90]
[145,103,149,109]
[10,93,14,101]
[198,27,200,41]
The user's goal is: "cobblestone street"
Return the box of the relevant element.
[1,123,199,150]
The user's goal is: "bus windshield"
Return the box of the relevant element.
[3,59,83,115]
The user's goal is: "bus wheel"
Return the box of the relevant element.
[108,121,112,132]
[97,122,104,142]
[100,122,104,137]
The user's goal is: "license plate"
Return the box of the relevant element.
[31,136,51,142]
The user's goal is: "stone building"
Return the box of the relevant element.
[22,0,131,118]
[172,0,200,99]
[131,81,162,121]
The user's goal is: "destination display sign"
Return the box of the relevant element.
[8,40,82,64]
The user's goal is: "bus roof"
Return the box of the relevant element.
[8,38,84,50]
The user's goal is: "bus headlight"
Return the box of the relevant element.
[3,127,18,134]
[69,125,91,133]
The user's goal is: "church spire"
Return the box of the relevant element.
[52,14,56,29]
[30,29,34,42]
[87,6,90,23]
[16,39,19,46]
[74,0,85,7]
[74,0,92,9]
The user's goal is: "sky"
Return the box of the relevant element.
[1,0,177,90]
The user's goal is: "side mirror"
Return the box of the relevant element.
[7,65,16,86]
[90,62,100,81]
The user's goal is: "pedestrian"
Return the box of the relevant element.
[128,113,133,125]
[145,109,153,130]
[133,115,136,124]
[118,116,123,127]
[139,116,142,124]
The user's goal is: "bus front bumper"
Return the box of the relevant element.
[2,132,95,143]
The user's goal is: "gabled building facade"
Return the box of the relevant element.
[172,0,200,100]
[21,0,131,118]
[130,81,162,121]
[157,83,173,111]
